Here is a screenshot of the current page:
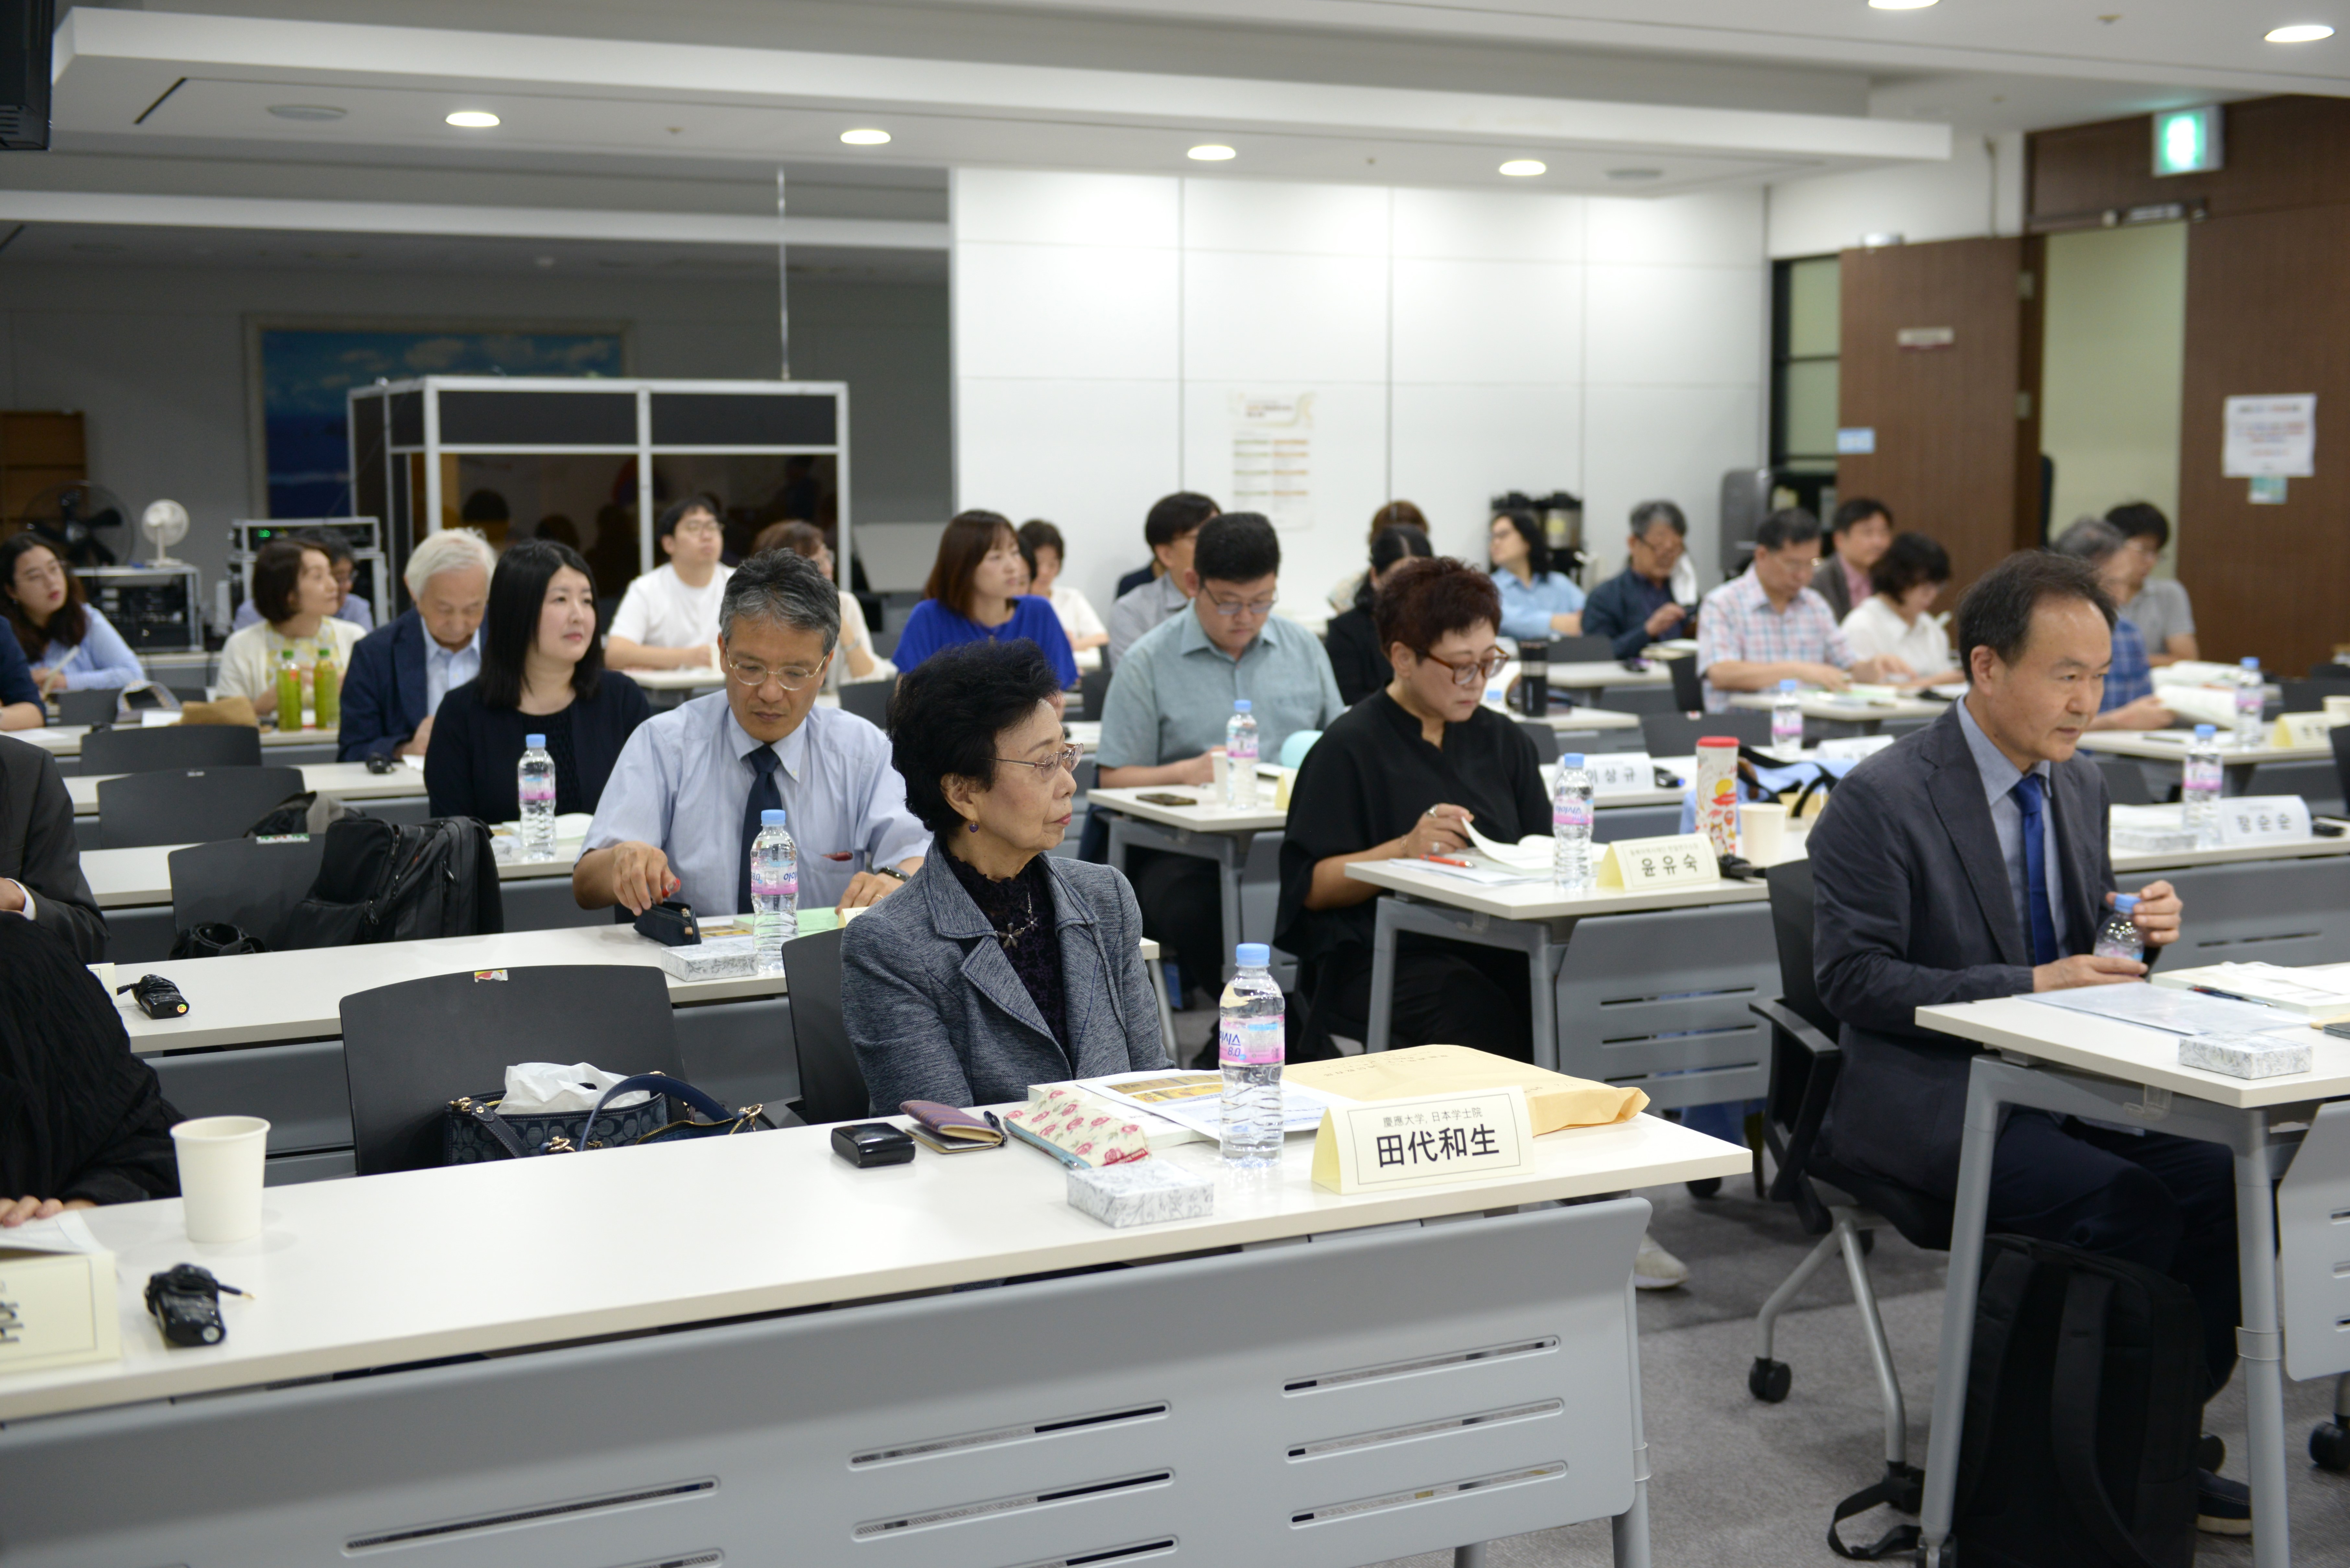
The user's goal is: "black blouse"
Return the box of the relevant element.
[424,673,652,824]
[941,842,1070,1055]
[1275,692,1549,964]
[1323,605,1392,708]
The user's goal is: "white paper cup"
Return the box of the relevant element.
[1209,747,1229,796]
[2326,695,2350,724]
[1739,802,1789,865]
[172,1116,270,1244]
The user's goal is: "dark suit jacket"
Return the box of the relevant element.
[1323,605,1390,707]
[1812,555,1860,621]
[337,610,434,762]
[423,674,652,823]
[0,735,106,962]
[1810,704,2113,1196]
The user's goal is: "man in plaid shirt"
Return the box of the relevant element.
[1695,509,1914,712]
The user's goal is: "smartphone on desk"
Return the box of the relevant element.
[1136,792,1198,807]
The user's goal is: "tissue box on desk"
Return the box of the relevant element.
[2179,1032,2311,1079]
[1066,1161,1215,1228]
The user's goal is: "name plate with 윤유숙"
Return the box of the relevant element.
[2215,794,2313,848]
[1595,832,1719,890]
[1311,1086,1534,1194]
[1586,752,1654,796]
[2272,712,2342,749]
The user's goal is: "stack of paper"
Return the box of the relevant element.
[2110,804,2200,855]
[2151,962,2350,1017]
[2025,982,2291,1036]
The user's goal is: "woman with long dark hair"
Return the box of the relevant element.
[425,540,652,823]
[890,510,1077,686]
[0,533,142,694]
[1488,507,1584,641]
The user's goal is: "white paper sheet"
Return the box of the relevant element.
[1076,1070,1350,1139]
[2024,983,2292,1037]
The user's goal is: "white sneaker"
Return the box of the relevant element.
[1634,1231,1689,1291]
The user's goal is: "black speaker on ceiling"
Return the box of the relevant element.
[0,0,54,152]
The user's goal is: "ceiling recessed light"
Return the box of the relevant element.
[444,110,499,129]
[839,128,892,145]
[1868,0,1939,9]
[1188,144,1236,161]
[1498,159,1546,177]
[1606,167,1663,182]
[267,104,345,122]
[2266,22,2335,40]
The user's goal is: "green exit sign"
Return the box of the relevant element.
[2153,106,2223,176]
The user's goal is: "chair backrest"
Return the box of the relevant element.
[1665,655,1703,712]
[1515,719,1562,764]
[1080,664,1112,720]
[81,723,263,774]
[1762,858,1836,1038]
[1277,729,1321,769]
[2336,726,2350,815]
[1641,709,1771,756]
[340,965,685,1175]
[2095,756,2154,807]
[838,675,895,731]
[55,689,116,727]
[781,924,867,1123]
[169,834,329,947]
[95,765,307,849]
[2309,660,2350,681]
[1594,685,1681,715]
[1541,633,1617,664]
[2280,679,2350,715]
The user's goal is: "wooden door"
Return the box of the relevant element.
[1837,237,2043,595]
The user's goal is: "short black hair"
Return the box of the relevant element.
[1754,507,1823,553]
[888,639,1064,836]
[1869,531,1951,598]
[1356,525,1433,610]
[2105,501,2170,552]
[1017,519,1065,572]
[298,530,355,567]
[1832,497,1892,535]
[1954,550,2115,671]
[479,540,604,709]
[1144,491,1218,551]
[1629,499,1686,539]
[1193,512,1280,585]
[656,494,720,541]
[250,538,325,625]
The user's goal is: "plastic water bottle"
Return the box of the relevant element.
[750,808,798,972]
[2184,723,2224,848]
[516,734,556,860]
[2234,656,2264,747]
[1225,699,1260,808]
[1771,678,1804,753]
[1552,751,1595,892]
[1219,943,1285,1167]
[2093,894,2145,962]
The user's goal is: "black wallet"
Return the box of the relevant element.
[832,1122,917,1168]
[634,900,700,947]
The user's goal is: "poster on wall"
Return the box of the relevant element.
[1231,391,1314,530]
[2222,394,2317,478]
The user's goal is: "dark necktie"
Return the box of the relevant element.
[737,745,782,916]
[2014,771,2058,967]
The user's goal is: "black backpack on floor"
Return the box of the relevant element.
[285,816,504,947]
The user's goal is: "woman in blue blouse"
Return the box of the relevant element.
[0,535,143,694]
[1488,508,1584,642]
[893,510,1078,687]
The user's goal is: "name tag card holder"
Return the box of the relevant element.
[1586,752,1654,796]
[1594,831,1720,891]
[2216,794,2314,848]
[1311,1086,1534,1194]
[2273,712,2344,749]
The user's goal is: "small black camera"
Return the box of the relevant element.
[116,974,189,1020]
[144,1264,238,1348]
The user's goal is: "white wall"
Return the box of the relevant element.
[953,168,1767,626]
[1766,134,2023,259]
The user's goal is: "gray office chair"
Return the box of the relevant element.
[838,675,895,730]
[1595,685,1681,716]
[1640,709,1772,755]
[340,965,686,1175]
[81,723,263,774]
[2094,756,2154,807]
[95,765,306,849]
[1080,664,1113,720]
[54,689,117,727]
[1514,719,1561,764]
[1540,633,1617,664]
[780,925,867,1124]
[168,835,329,950]
[1665,655,1703,712]
[2280,679,2350,715]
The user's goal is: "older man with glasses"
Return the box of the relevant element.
[575,549,926,920]
[1095,512,1343,1028]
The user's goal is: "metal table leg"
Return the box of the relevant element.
[1526,926,1560,1072]
[2238,1123,2292,1568]
[1613,1275,1653,1568]
[1366,897,1400,1053]
[1917,1062,2005,1564]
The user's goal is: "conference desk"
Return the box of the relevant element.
[2087,726,2338,792]
[1726,689,1948,733]
[1908,995,2350,1568]
[0,1108,1745,1568]
[1548,659,1671,692]
[68,760,428,818]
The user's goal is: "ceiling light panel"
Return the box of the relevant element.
[2266,23,2336,41]
[444,110,499,128]
[1498,158,1546,176]
[1187,144,1236,161]
[839,127,891,144]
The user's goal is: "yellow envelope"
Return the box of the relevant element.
[1287,1044,1648,1136]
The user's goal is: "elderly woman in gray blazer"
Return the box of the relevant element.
[844,639,1170,1114]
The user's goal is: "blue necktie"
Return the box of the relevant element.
[2014,772,2058,966]
[737,746,782,916]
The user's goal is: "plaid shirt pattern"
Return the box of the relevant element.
[1694,569,1852,712]
[2102,614,2154,710]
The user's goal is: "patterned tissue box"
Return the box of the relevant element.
[1004,1085,1152,1167]
[1067,1160,1215,1228]
[2178,1031,2312,1079]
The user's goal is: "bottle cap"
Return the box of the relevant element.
[1235,942,1270,967]
[1561,753,1584,767]
[761,809,786,827]
[525,734,545,748]
[2112,894,2139,913]
[2241,656,2260,669]
[1778,678,1798,692]
[2194,723,2216,739]
[1234,698,1252,713]
[1697,736,1739,748]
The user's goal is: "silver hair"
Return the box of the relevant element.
[403,527,497,598]
[720,547,840,654]
[2051,516,2124,565]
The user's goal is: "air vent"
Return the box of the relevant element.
[855,1472,1173,1539]
[853,1403,1170,1466]
[1285,1337,1556,1394]
[345,1478,714,1551]
[1291,1462,1567,1527]
[1287,1400,1563,1460]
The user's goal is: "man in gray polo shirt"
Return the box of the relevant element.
[1098,512,1343,1023]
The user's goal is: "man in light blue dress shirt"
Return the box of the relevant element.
[577,550,926,918]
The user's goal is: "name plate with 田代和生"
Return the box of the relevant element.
[1311,1086,1534,1194]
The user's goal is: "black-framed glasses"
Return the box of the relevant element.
[1418,648,1511,688]
[995,745,1084,777]
[722,650,829,691]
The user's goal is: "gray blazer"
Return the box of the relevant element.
[843,851,1171,1114]
[1809,705,2114,1197]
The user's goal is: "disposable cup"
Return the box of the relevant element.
[172,1116,270,1244]
[1739,802,1789,865]
[1209,747,1229,796]
[2325,695,2350,725]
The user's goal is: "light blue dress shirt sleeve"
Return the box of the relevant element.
[1494,571,1587,641]
[580,718,685,865]
[48,606,143,690]
[1094,643,1165,769]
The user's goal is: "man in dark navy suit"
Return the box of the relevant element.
[337,529,494,761]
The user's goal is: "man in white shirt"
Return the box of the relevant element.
[605,497,734,670]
